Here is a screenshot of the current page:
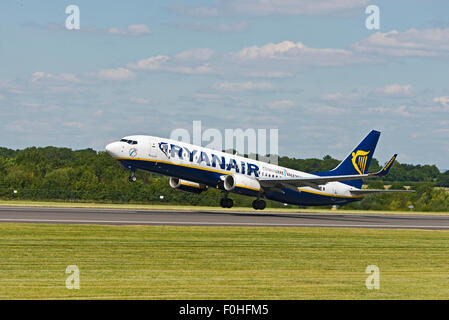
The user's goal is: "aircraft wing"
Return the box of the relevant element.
[258,154,398,190]
[350,189,415,195]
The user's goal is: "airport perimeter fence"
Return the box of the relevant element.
[0,187,170,204]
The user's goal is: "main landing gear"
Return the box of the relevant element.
[252,199,266,210]
[220,194,234,208]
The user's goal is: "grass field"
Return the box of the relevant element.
[1,199,448,216]
[1,223,449,299]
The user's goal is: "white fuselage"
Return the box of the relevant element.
[106,135,362,206]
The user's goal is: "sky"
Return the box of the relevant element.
[1,0,449,170]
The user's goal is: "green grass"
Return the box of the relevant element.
[1,223,449,299]
[0,199,448,216]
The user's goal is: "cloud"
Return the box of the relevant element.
[129,97,152,105]
[374,84,414,97]
[31,72,52,82]
[5,120,49,133]
[214,81,274,92]
[244,71,293,78]
[63,122,84,129]
[434,96,449,107]
[266,99,295,110]
[108,24,151,36]
[173,21,249,33]
[351,28,449,57]
[233,40,356,67]
[170,0,371,17]
[95,68,136,81]
[31,71,80,83]
[434,96,449,111]
[168,4,219,17]
[93,110,104,117]
[27,22,151,37]
[368,105,415,118]
[174,48,215,61]
[128,50,215,75]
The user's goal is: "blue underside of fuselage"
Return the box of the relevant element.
[119,159,362,206]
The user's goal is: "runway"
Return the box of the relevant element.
[0,206,449,230]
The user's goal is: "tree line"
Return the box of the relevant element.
[0,146,448,211]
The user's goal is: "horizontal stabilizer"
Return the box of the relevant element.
[259,154,399,189]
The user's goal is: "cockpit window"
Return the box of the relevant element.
[120,139,138,145]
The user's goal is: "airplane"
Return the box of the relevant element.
[105,130,412,210]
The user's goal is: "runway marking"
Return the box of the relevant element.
[0,218,448,229]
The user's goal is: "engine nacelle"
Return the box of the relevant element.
[169,177,207,194]
[223,174,261,196]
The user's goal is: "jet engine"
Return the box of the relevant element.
[223,174,261,196]
[169,177,207,194]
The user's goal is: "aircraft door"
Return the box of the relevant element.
[149,139,158,157]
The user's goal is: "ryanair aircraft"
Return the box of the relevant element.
[105,130,410,210]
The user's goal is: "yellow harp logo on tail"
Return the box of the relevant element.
[351,150,370,174]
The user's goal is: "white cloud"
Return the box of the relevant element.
[321,92,344,101]
[171,0,371,16]
[368,105,415,118]
[374,84,413,97]
[63,122,84,129]
[433,96,449,111]
[169,4,219,17]
[244,71,293,78]
[31,71,80,83]
[192,93,224,100]
[233,40,355,67]
[129,97,151,105]
[95,68,135,81]
[31,72,52,82]
[174,48,215,61]
[5,120,49,133]
[434,96,449,107]
[128,51,214,75]
[174,21,249,33]
[214,81,274,92]
[22,102,41,108]
[351,28,449,57]
[128,55,169,71]
[108,24,151,36]
[266,99,295,110]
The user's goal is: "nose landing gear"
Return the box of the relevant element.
[128,172,137,182]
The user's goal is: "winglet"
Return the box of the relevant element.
[375,154,397,177]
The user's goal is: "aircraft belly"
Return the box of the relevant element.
[265,188,360,206]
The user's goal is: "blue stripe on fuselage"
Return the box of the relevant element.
[118,158,363,206]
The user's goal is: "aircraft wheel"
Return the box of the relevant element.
[252,199,266,210]
[220,198,233,208]
[128,175,137,183]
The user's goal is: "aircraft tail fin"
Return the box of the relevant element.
[315,130,381,188]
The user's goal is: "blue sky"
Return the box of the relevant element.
[1,0,449,170]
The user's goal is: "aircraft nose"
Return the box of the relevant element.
[105,141,121,157]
